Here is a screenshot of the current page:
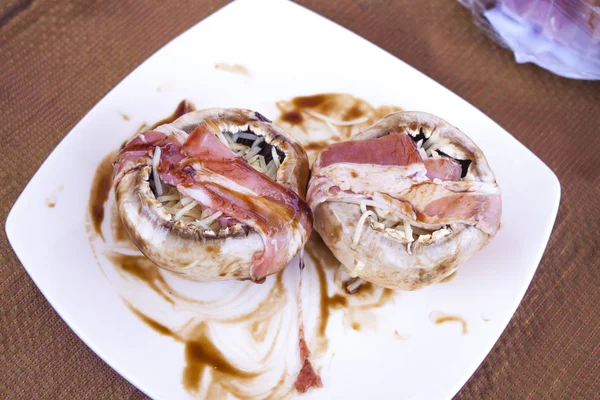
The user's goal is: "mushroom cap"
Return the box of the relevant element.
[310,111,500,290]
[115,108,310,281]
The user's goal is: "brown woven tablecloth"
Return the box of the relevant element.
[1,1,599,398]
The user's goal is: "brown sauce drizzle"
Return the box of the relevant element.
[292,94,328,109]
[110,206,130,243]
[328,294,349,309]
[280,111,303,124]
[441,271,456,283]
[267,372,293,400]
[304,140,330,152]
[126,304,173,336]
[45,185,63,209]
[89,152,117,239]
[121,113,131,121]
[304,233,397,340]
[135,123,148,134]
[351,281,375,297]
[347,281,396,309]
[305,236,336,338]
[109,253,174,305]
[249,320,270,342]
[305,233,339,269]
[277,93,401,131]
[184,322,258,392]
[214,63,252,78]
[126,303,257,393]
[314,257,331,338]
[149,100,196,129]
[431,312,468,335]
[365,287,396,309]
[224,272,287,324]
[275,93,402,164]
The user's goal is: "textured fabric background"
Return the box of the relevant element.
[1,1,599,399]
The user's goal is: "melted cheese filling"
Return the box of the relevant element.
[353,201,452,254]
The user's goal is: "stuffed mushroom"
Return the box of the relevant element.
[114,108,312,282]
[307,111,501,290]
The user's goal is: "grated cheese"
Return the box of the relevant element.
[403,220,414,242]
[359,201,367,214]
[205,120,231,149]
[184,208,203,219]
[244,143,263,160]
[383,219,397,228]
[353,201,453,253]
[179,196,194,206]
[353,210,377,246]
[198,210,223,226]
[247,154,260,164]
[338,198,389,210]
[426,138,451,157]
[257,155,266,171]
[423,138,436,151]
[174,200,198,221]
[271,146,281,167]
[229,143,249,151]
[346,278,366,293]
[325,120,338,135]
[349,260,365,278]
[266,160,277,180]
[236,132,259,141]
[374,206,388,219]
[157,194,180,202]
[215,130,230,148]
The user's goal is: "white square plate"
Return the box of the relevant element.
[6,0,560,399]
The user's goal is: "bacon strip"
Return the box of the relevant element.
[423,158,462,181]
[295,252,323,393]
[115,126,312,280]
[318,134,422,168]
[315,133,462,181]
[309,133,501,235]
[113,131,185,184]
[295,359,323,393]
